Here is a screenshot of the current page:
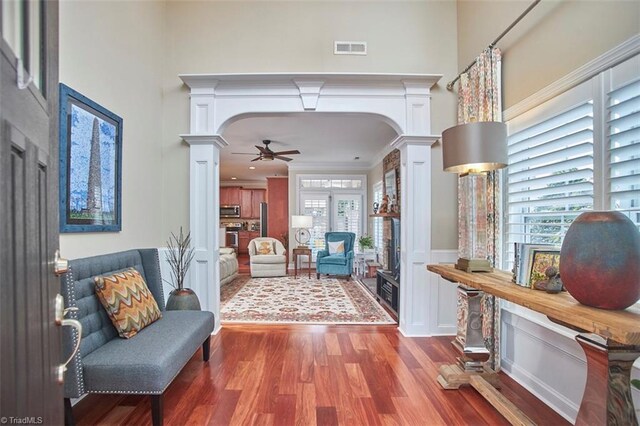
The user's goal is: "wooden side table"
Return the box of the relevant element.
[292,247,312,278]
[365,261,381,278]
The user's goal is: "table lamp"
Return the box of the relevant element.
[291,215,313,248]
[442,121,507,272]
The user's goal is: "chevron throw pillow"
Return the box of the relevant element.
[95,268,162,339]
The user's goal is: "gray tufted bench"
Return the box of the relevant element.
[61,249,215,426]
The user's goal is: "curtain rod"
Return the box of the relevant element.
[446,0,542,91]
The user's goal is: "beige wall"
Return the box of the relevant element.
[59,1,166,259]
[162,0,460,250]
[57,0,638,259]
[457,0,640,109]
[59,1,464,259]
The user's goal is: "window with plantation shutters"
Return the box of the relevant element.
[300,193,330,259]
[298,174,367,260]
[504,53,640,272]
[334,194,362,250]
[506,82,594,266]
[372,181,384,254]
[608,77,640,228]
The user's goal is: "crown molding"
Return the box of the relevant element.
[287,161,372,172]
[180,72,442,89]
[504,35,640,122]
[390,135,439,149]
[220,180,267,188]
[180,134,229,148]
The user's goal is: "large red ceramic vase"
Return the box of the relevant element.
[560,211,640,310]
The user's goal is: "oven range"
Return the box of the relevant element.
[224,222,242,249]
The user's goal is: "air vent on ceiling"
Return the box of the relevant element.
[334,41,367,56]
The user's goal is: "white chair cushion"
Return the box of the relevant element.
[328,240,345,255]
[251,254,286,265]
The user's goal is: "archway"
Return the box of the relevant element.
[180,73,441,336]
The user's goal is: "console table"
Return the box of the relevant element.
[427,264,640,426]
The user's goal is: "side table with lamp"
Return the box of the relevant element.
[291,215,313,278]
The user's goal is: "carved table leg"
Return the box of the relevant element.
[575,334,640,426]
[438,286,497,389]
[453,286,491,371]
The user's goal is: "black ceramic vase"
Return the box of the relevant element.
[166,288,201,311]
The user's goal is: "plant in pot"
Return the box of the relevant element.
[165,227,200,310]
[358,235,375,253]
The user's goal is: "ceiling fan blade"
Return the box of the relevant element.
[272,150,300,155]
[231,152,257,155]
[251,157,261,162]
[255,145,269,154]
[274,156,293,162]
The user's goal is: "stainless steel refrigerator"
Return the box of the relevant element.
[259,202,268,237]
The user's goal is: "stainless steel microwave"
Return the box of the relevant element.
[220,205,241,218]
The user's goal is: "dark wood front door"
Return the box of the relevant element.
[0,1,62,424]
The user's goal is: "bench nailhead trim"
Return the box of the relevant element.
[66,267,86,396]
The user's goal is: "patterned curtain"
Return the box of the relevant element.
[456,47,503,371]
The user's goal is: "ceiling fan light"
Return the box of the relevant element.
[262,156,274,161]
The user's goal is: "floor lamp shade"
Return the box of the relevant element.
[442,122,507,174]
[442,121,508,272]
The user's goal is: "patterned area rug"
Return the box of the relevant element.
[221,275,395,324]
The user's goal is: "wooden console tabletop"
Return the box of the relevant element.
[427,264,640,345]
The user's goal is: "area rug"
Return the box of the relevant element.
[221,275,395,324]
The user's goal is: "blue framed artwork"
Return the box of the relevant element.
[59,84,123,232]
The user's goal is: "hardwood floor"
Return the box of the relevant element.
[237,254,251,274]
[72,325,569,425]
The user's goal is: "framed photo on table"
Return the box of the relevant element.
[513,243,559,287]
[59,84,123,232]
[528,250,561,289]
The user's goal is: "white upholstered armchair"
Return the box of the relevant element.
[248,237,287,278]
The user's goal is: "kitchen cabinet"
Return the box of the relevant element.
[238,230,260,255]
[238,189,266,219]
[251,189,265,218]
[240,189,253,218]
[220,187,241,206]
[266,177,288,241]
[220,187,266,218]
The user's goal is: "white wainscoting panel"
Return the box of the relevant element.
[500,304,640,422]
[428,250,458,335]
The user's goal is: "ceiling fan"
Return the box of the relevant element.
[232,140,301,162]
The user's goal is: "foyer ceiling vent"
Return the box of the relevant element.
[334,41,367,55]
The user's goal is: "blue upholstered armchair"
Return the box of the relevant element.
[316,232,356,279]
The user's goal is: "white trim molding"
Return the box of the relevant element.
[288,162,373,171]
[179,72,442,136]
[393,135,438,336]
[428,250,458,335]
[181,134,229,148]
[504,34,640,122]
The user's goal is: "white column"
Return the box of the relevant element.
[392,135,438,336]
[182,134,228,333]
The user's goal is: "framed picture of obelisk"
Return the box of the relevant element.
[59,84,123,232]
